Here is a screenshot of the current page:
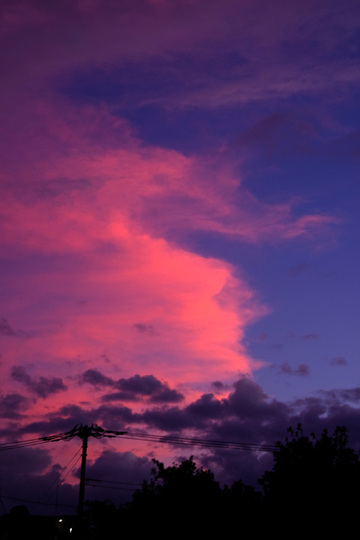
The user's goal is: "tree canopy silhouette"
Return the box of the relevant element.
[129,457,221,522]
[84,424,360,537]
[259,424,360,532]
[123,455,260,535]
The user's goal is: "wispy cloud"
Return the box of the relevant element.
[10,366,68,399]
[330,356,347,367]
[286,263,311,279]
[133,323,157,336]
[0,318,17,337]
[300,334,320,341]
[279,363,310,376]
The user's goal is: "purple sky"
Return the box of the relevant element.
[1,0,360,512]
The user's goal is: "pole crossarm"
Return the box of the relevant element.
[39,423,127,529]
[40,423,127,442]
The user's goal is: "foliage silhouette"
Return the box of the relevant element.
[84,500,119,539]
[259,424,360,533]
[129,456,221,530]
[122,455,261,535]
[83,424,360,537]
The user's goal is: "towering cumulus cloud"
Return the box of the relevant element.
[0,99,334,404]
[1,0,355,510]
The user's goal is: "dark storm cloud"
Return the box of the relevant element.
[22,401,137,436]
[85,449,151,482]
[10,376,360,493]
[31,377,67,398]
[19,403,127,438]
[200,446,274,488]
[101,391,141,402]
[228,378,288,420]
[93,404,135,428]
[330,356,347,367]
[55,404,91,421]
[80,369,114,387]
[187,393,224,419]
[211,381,226,392]
[279,362,310,376]
[287,398,360,451]
[116,374,163,394]
[17,377,360,446]
[139,378,289,432]
[149,387,184,404]
[20,404,93,436]
[140,406,193,431]
[0,447,51,477]
[0,450,78,516]
[98,373,184,404]
[0,393,29,419]
[319,388,360,404]
[84,450,152,505]
[10,365,68,398]
[196,382,360,485]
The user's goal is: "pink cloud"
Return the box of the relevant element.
[0,100,338,420]
[0,0,351,498]
[0,101,337,254]
[0,1,342,442]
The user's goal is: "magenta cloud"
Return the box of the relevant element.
[0,0,356,511]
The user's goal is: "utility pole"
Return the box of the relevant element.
[41,423,126,537]
[78,425,90,521]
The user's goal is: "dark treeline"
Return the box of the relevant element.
[2,425,359,538]
[84,425,360,538]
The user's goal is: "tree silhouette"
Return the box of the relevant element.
[124,456,223,534]
[82,424,360,537]
[84,500,119,539]
[259,424,360,533]
[122,455,263,535]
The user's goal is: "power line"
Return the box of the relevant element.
[0,429,279,455]
[86,484,137,492]
[121,432,277,452]
[36,452,83,516]
[86,477,142,492]
[31,446,83,515]
[86,478,141,487]
[0,494,76,508]
[4,423,359,520]
[0,438,56,451]
[1,426,360,456]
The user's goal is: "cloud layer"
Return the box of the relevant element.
[0,96,336,412]
[3,375,360,498]
[0,0,357,513]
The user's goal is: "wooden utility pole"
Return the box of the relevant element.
[78,425,90,520]
[41,423,126,537]
[69,424,126,522]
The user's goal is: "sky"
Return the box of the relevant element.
[1,0,360,513]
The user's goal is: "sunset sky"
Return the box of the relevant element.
[1,0,360,512]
